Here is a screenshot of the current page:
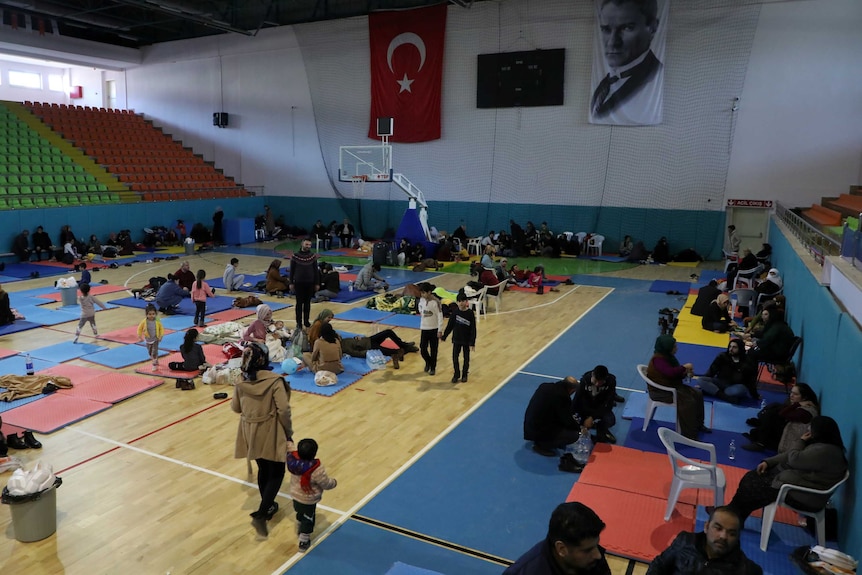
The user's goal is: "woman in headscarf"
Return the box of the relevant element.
[265,259,289,295]
[307,309,336,348]
[746,307,795,366]
[242,304,273,344]
[728,416,847,524]
[756,268,783,298]
[231,343,292,540]
[646,335,706,439]
[701,292,735,332]
[742,382,819,452]
[304,322,344,374]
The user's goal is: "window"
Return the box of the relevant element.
[9,70,41,89]
[48,74,63,92]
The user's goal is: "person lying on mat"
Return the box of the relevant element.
[647,335,708,440]
[573,366,618,444]
[646,506,762,575]
[523,376,581,457]
[701,293,737,333]
[504,501,611,575]
[727,416,847,526]
[694,339,757,403]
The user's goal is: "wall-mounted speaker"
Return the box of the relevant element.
[376,117,393,137]
[213,112,229,127]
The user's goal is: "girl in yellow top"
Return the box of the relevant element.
[137,304,165,371]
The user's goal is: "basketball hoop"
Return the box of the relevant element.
[351,175,367,198]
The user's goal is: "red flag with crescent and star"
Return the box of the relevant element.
[368,4,447,143]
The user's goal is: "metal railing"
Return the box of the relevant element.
[775,202,841,265]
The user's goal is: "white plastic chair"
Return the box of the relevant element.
[755,286,782,310]
[468,285,488,321]
[586,234,605,256]
[735,264,764,289]
[658,427,725,521]
[760,470,849,551]
[729,288,756,319]
[562,231,574,242]
[467,237,483,256]
[637,364,678,433]
[575,232,587,246]
[483,279,508,313]
[723,249,739,274]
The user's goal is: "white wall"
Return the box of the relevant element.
[0,60,68,105]
[725,0,862,205]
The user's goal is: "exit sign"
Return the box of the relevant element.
[727,199,773,208]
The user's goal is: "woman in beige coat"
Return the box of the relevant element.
[303,322,344,374]
[231,343,292,540]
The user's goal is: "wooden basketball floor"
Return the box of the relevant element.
[0,247,701,574]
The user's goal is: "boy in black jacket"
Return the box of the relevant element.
[441,291,477,383]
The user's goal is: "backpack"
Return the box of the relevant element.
[149,276,168,289]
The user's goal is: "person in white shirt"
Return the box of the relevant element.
[417,282,444,375]
[223,258,245,291]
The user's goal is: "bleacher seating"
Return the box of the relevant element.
[801,204,843,227]
[824,193,862,219]
[25,102,248,202]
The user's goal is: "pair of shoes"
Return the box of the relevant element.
[532,444,557,457]
[428,368,435,376]
[558,453,585,473]
[460,375,468,383]
[298,534,311,551]
[179,379,195,390]
[746,418,759,426]
[614,394,625,403]
[265,502,279,520]
[451,375,460,384]
[250,515,268,540]
[741,442,766,452]
[6,433,28,450]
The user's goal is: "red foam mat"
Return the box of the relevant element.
[566,483,695,562]
[57,372,162,403]
[38,284,129,301]
[100,325,175,344]
[714,464,798,525]
[577,444,698,505]
[0,394,112,433]
[0,348,19,359]
[37,363,112,383]
[134,344,226,378]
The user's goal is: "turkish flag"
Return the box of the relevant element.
[368,4,447,143]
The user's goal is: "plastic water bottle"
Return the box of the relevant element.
[728,439,736,460]
[760,398,767,411]
[25,353,34,376]
[348,281,354,292]
[572,429,592,466]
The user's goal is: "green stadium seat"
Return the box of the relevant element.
[30,185,44,195]
[20,175,33,185]
[97,183,108,192]
[0,175,6,185]
[0,165,7,175]
[56,195,70,206]
[31,175,44,185]
[7,197,21,209]
[43,185,55,195]
[43,196,59,207]
[75,175,87,184]
[87,184,98,192]
[19,165,31,174]
[53,184,67,194]
[0,198,8,210]
[64,175,76,184]
[20,186,32,196]
[7,175,20,185]
[33,197,46,208]
[7,186,19,195]
[19,197,34,209]
[74,165,85,173]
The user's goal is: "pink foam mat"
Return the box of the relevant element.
[57,372,162,403]
[37,363,113,383]
[135,345,226,378]
[38,284,129,301]
[566,483,695,562]
[208,308,256,322]
[715,463,797,525]
[0,348,19,359]
[0,394,112,433]
[100,325,175,344]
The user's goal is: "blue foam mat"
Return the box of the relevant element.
[336,308,394,322]
[0,392,49,413]
[207,273,267,291]
[649,280,692,293]
[0,355,56,374]
[621,391,678,425]
[158,330,190,351]
[330,288,377,303]
[282,367,363,396]
[1,263,70,278]
[676,342,724,375]
[385,562,446,575]
[82,344,168,368]
[0,320,42,335]
[378,314,421,329]
[13,306,82,326]
[28,341,109,362]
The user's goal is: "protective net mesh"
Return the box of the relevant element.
[295,0,760,212]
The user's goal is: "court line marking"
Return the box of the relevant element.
[519,370,645,395]
[270,284,616,573]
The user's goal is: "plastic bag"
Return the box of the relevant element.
[314,371,338,387]
[0,456,24,474]
[4,460,58,497]
[55,276,78,288]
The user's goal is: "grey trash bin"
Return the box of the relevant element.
[184,240,195,255]
[59,286,78,307]
[5,482,60,542]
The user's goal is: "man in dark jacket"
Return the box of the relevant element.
[646,507,762,575]
[289,238,320,329]
[523,376,580,456]
[573,366,618,444]
[504,502,611,575]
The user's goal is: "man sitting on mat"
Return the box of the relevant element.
[573,366,618,444]
[504,501,611,575]
[523,376,581,456]
[646,506,762,575]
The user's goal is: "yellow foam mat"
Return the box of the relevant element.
[672,294,731,347]
[666,261,700,268]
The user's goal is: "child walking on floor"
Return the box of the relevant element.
[441,291,477,383]
[286,438,337,552]
[191,269,215,328]
[73,282,108,343]
[137,303,164,371]
[418,282,444,375]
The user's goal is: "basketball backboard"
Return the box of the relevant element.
[339,145,392,182]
